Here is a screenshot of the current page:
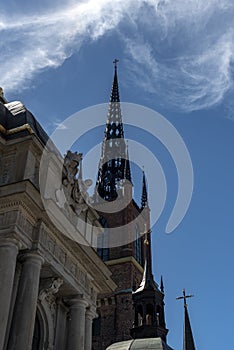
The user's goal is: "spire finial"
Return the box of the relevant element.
[113,58,119,70]
[141,168,148,209]
[176,288,194,307]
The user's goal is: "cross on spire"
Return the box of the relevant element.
[177,289,196,350]
[113,58,119,70]
[176,289,194,307]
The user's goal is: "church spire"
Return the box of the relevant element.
[160,275,164,294]
[134,230,155,293]
[95,60,132,202]
[176,289,196,350]
[141,169,148,209]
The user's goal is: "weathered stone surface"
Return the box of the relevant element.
[0,98,116,349]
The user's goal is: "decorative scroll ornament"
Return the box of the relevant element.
[39,278,64,302]
[56,151,92,215]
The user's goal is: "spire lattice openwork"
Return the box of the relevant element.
[95,60,132,202]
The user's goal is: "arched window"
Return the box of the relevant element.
[146,304,154,325]
[134,225,142,265]
[97,217,109,261]
[156,305,163,326]
[136,305,143,326]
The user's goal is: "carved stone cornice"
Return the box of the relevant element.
[0,197,37,224]
[37,222,98,302]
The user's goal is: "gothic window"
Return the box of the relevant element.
[156,305,163,326]
[134,225,142,265]
[146,304,154,325]
[136,305,143,326]
[97,217,109,261]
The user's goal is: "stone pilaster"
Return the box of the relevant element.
[66,296,88,350]
[0,238,19,350]
[85,307,96,350]
[7,251,44,350]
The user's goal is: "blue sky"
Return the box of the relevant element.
[1,1,234,349]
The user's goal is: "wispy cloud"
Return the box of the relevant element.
[121,0,234,111]
[0,0,136,91]
[0,0,234,112]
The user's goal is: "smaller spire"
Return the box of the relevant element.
[176,289,196,350]
[141,169,148,209]
[124,141,132,183]
[134,229,156,293]
[160,275,164,293]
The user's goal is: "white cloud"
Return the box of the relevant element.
[121,0,234,111]
[0,0,234,112]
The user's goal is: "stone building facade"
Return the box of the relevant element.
[0,95,116,350]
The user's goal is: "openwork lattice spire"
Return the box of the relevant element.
[95,60,132,202]
[141,170,148,209]
[177,289,196,350]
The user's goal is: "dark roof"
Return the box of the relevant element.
[0,100,49,145]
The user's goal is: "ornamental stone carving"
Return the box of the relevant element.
[55,150,92,215]
[39,278,64,303]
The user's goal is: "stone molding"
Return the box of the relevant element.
[38,224,96,302]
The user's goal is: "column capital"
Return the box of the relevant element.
[86,306,97,320]
[18,250,44,265]
[0,237,21,250]
[65,295,88,309]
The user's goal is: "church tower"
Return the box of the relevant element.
[130,228,168,342]
[92,61,168,350]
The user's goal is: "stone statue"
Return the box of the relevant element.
[62,150,82,186]
[56,150,92,215]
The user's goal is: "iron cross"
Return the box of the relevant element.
[113,58,119,68]
[176,289,194,307]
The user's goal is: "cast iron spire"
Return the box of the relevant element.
[141,169,148,209]
[95,59,132,202]
[176,289,196,350]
